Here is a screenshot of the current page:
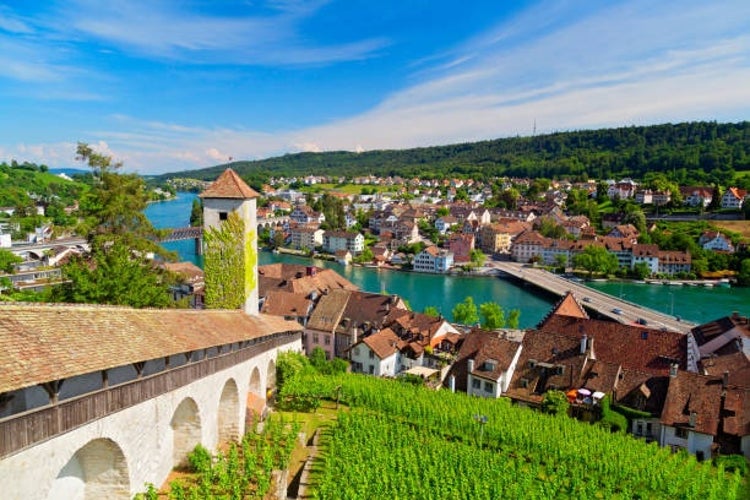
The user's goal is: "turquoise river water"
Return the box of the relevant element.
[145,193,750,326]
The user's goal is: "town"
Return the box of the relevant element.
[1,167,748,498]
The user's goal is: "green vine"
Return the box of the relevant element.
[203,211,246,309]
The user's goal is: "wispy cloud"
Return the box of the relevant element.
[4,0,750,174]
[65,0,388,65]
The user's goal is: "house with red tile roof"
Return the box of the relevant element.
[350,328,402,376]
[721,187,747,209]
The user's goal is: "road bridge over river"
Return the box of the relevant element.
[491,261,695,334]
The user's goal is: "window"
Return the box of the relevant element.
[312,334,319,344]
[646,423,653,436]
[324,335,331,346]
[636,423,643,436]
[675,427,688,439]
[368,365,374,374]
[369,351,375,359]
[471,379,480,389]
[484,381,493,393]
[353,347,360,357]
[219,212,228,221]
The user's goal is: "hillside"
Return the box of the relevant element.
[159,121,750,184]
[0,162,88,208]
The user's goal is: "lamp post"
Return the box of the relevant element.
[473,414,488,448]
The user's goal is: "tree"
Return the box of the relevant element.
[737,259,750,287]
[423,306,440,317]
[470,249,486,267]
[632,262,651,279]
[573,245,619,277]
[452,296,479,325]
[58,239,173,307]
[507,309,521,329]
[189,198,203,227]
[541,390,570,416]
[554,253,568,273]
[479,302,505,329]
[56,143,176,307]
[0,249,22,273]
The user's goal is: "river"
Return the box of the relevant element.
[145,193,750,326]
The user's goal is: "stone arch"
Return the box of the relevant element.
[171,397,202,467]
[217,378,240,443]
[47,438,130,500]
[266,359,276,391]
[249,366,262,396]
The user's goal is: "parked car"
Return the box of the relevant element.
[612,308,623,315]
[582,297,591,303]
[636,318,648,325]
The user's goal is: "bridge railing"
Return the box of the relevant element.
[0,331,300,459]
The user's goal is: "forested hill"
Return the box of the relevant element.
[160,121,750,184]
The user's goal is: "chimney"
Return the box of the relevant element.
[350,325,358,345]
[468,359,475,374]
[723,370,729,388]
[669,363,678,378]
[467,359,475,391]
[688,411,697,428]
[580,333,587,355]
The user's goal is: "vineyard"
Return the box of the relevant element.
[135,415,300,499]
[280,372,747,499]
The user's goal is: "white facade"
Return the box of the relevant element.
[323,232,364,254]
[350,344,398,376]
[659,425,714,460]
[413,247,454,273]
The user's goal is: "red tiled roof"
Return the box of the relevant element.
[362,328,400,359]
[660,371,723,436]
[260,290,312,318]
[199,168,259,199]
[0,303,301,393]
[538,315,687,375]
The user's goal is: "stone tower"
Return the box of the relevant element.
[199,168,260,315]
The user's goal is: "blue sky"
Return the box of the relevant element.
[1,0,749,175]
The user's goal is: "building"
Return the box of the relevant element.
[350,328,401,376]
[290,204,325,225]
[721,187,747,209]
[413,245,454,273]
[289,226,324,251]
[322,231,364,255]
[698,231,735,253]
[448,233,474,264]
[680,187,713,208]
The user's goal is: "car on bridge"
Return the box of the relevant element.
[612,308,623,315]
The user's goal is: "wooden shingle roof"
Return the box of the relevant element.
[0,303,301,393]
[199,168,259,199]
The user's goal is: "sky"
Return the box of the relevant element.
[1,0,749,175]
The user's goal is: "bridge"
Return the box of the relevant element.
[490,261,695,334]
[0,303,303,499]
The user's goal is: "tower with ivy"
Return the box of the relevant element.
[199,168,259,315]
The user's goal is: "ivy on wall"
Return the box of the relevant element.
[245,227,257,296]
[203,211,245,309]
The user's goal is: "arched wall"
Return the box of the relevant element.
[217,379,240,443]
[47,438,130,500]
[0,339,301,500]
[171,397,202,467]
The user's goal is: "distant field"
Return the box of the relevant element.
[713,220,750,241]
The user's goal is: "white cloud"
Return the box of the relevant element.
[65,0,388,66]
[4,1,749,174]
